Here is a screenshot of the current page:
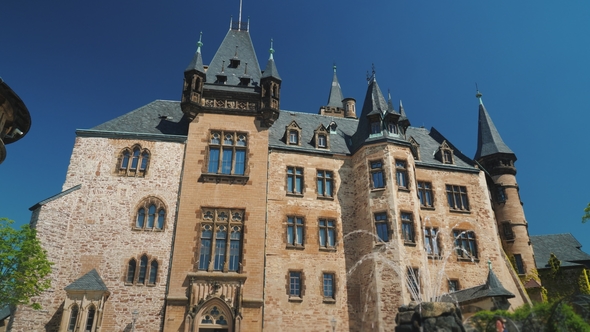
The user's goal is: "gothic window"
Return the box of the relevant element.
[134,197,166,231]
[117,145,150,177]
[126,259,136,284]
[502,222,515,240]
[207,131,247,175]
[424,227,440,257]
[287,216,304,247]
[318,219,336,249]
[323,273,335,300]
[200,306,229,328]
[316,170,333,197]
[85,305,96,332]
[374,212,389,242]
[125,255,159,285]
[198,208,244,272]
[453,230,478,259]
[401,212,414,243]
[67,304,79,331]
[514,254,525,274]
[370,160,385,189]
[417,181,434,208]
[446,185,470,211]
[285,121,301,146]
[138,255,148,284]
[148,260,158,285]
[396,160,409,189]
[286,166,303,195]
[288,271,303,298]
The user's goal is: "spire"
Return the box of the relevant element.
[261,39,281,80]
[327,65,344,108]
[474,90,514,160]
[485,266,515,298]
[185,32,205,73]
[398,99,410,127]
[351,70,390,151]
[387,89,394,111]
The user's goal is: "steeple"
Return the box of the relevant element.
[261,39,281,80]
[474,91,514,160]
[327,65,344,108]
[260,39,281,126]
[398,99,410,128]
[181,33,207,118]
[184,32,205,74]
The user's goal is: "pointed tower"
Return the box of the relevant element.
[474,91,537,280]
[260,40,281,126]
[318,66,356,118]
[181,32,206,120]
[398,100,410,132]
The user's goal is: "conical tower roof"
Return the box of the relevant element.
[185,33,205,74]
[327,66,344,108]
[474,93,514,160]
[261,40,281,80]
[351,74,389,151]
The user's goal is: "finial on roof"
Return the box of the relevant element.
[333,63,337,73]
[269,38,275,60]
[229,15,233,29]
[197,31,203,53]
[221,60,225,73]
[488,259,492,270]
[476,83,483,105]
[388,89,392,101]
[372,63,376,80]
[238,0,243,28]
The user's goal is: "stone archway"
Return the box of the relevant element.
[193,298,234,332]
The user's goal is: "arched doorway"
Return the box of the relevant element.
[194,298,234,332]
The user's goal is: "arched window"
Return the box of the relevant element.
[85,305,96,331]
[68,304,79,331]
[126,259,136,284]
[117,145,150,177]
[138,255,148,284]
[134,197,166,231]
[148,260,158,285]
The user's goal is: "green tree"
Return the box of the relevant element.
[0,218,52,309]
[583,203,590,223]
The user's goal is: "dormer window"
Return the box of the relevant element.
[285,121,302,146]
[318,135,327,148]
[215,75,227,84]
[443,150,453,164]
[409,137,420,160]
[387,122,398,134]
[370,120,381,134]
[229,59,241,68]
[239,77,251,86]
[436,140,454,164]
[313,124,330,149]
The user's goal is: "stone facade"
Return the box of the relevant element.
[12,18,537,332]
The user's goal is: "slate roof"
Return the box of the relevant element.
[185,46,205,74]
[351,78,390,150]
[531,234,590,269]
[261,56,281,81]
[29,184,82,211]
[65,269,109,292]
[88,100,189,137]
[205,29,262,87]
[407,127,476,171]
[0,306,10,321]
[442,268,515,304]
[474,99,514,160]
[327,69,344,108]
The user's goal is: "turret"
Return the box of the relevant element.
[260,40,281,126]
[181,33,206,121]
[474,91,537,280]
[319,66,356,118]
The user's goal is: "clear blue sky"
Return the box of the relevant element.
[1,1,589,253]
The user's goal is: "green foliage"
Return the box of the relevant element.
[579,269,590,295]
[583,203,590,223]
[0,218,52,309]
[548,253,561,278]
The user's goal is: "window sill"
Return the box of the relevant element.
[286,245,305,250]
[371,187,386,192]
[124,282,134,286]
[420,206,435,211]
[288,296,303,303]
[398,187,410,192]
[449,209,471,214]
[457,257,479,263]
[200,173,249,185]
[403,241,416,247]
[319,247,337,253]
[427,254,442,260]
[323,298,336,304]
[316,195,334,201]
[132,228,164,232]
[286,192,304,197]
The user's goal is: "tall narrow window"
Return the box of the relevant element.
[319,219,336,248]
[287,216,304,247]
[207,131,247,176]
[68,305,79,332]
[370,161,385,189]
[317,134,327,148]
[446,185,470,211]
[287,167,303,195]
[502,222,514,240]
[407,267,420,300]
[126,259,136,284]
[417,181,434,208]
[157,210,165,229]
[323,273,335,299]
[136,208,146,228]
[496,186,507,203]
[138,255,148,284]
[387,122,398,134]
[453,230,478,259]
[120,150,130,170]
[374,212,389,242]
[147,204,156,229]
[198,209,244,272]
[424,228,440,257]
[396,160,408,189]
[148,260,158,285]
[85,305,96,331]
[401,212,414,243]
[317,170,333,197]
[289,131,299,144]
[514,254,525,275]
[289,271,302,297]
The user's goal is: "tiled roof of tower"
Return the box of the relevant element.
[351,78,390,150]
[261,56,281,80]
[205,29,262,86]
[441,268,515,303]
[327,68,344,108]
[87,100,189,137]
[531,234,590,269]
[474,100,514,160]
[64,269,109,292]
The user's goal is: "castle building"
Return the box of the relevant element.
[12,17,538,332]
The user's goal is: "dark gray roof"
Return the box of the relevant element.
[205,29,261,86]
[474,100,514,160]
[351,78,390,150]
[442,269,514,304]
[327,69,344,108]
[399,100,410,125]
[88,100,189,137]
[65,269,109,292]
[269,110,358,155]
[29,184,82,211]
[261,56,281,80]
[531,234,590,269]
[408,127,476,171]
[185,47,205,73]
